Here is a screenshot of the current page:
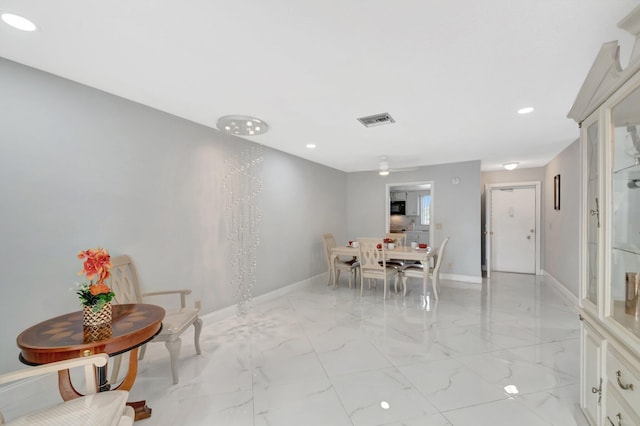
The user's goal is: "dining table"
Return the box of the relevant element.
[329,244,436,289]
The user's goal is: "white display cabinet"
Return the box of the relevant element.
[569,6,640,425]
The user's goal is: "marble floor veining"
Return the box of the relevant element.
[3,272,588,425]
[129,272,586,426]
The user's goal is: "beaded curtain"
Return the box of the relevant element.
[223,144,263,316]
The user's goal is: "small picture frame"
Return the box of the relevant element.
[554,174,561,211]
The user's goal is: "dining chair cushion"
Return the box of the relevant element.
[0,354,134,426]
[160,308,200,334]
[5,391,134,426]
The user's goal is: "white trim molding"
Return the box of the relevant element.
[543,269,579,306]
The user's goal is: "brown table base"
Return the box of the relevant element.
[127,400,152,421]
[57,347,152,421]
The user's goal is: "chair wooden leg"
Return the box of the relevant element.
[165,338,182,385]
[193,318,203,355]
[110,354,123,386]
[383,278,388,300]
[423,275,428,299]
[138,344,147,360]
[432,273,439,300]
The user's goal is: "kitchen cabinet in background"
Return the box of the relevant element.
[390,192,406,201]
[406,193,418,216]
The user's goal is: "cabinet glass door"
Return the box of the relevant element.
[610,84,640,338]
[586,121,599,306]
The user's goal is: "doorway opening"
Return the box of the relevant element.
[386,181,434,249]
[485,181,541,278]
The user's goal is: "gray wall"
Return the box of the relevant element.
[347,161,482,279]
[0,58,347,373]
[544,140,581,296]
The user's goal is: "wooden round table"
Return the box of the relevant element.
[16,303,165,420]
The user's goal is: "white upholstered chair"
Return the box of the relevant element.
[0,354,134,426]
[106,255,202,385]
[401,237,449,299]
[357,238,399,299]
[323,233,359,288]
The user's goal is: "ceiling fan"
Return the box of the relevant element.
[377,155,418,176]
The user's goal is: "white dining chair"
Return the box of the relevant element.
[400,237,449,299]
[323,233,359,288]
[105,255,202,385]
[357,238,399,299]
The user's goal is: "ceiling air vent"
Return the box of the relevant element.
[357,112,395,128]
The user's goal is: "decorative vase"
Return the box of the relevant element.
[625,272,640,317]
[83,302,112,327]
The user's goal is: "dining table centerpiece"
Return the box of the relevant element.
[76,247,115,327]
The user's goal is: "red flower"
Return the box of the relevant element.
[78,247,112,284]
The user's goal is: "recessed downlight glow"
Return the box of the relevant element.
[517,107,534,114]
[306,143,316,149]
[380,401,390,409]
[379,170,390,176]
[1,13,36,31]
[503,162,519,170]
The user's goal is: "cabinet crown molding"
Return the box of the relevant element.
[568,5,640,124]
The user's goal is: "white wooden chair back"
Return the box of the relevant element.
[108,255,144,304]
[103,254,202,385]
[358,238,386,272]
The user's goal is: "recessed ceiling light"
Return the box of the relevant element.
[1,13,37,31]
[517,107,534,114]
[217,115,268,136]
[503,162,519,170]
[306,143,316,149]
[379,170,390,176]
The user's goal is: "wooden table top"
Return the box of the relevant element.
[17,303,165,365]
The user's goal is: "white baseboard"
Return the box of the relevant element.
[542,270,579,306]
[440,273,482,284]
[200,273,326,324]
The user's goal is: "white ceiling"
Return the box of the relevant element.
[1,1,638,172]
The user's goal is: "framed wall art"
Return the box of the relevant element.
[554,174,561,210]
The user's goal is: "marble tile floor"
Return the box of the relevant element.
[1,272,588,425]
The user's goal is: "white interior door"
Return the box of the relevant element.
[490,186,536,274]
